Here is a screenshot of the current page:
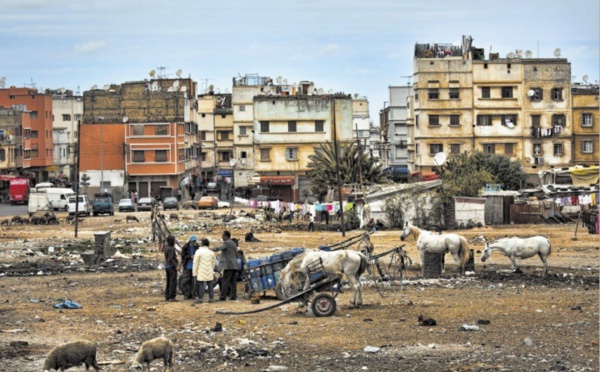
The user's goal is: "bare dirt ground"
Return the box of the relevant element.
[0,208,598,372]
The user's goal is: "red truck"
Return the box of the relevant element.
[9,177,30,204]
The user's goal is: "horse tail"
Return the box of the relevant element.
[458,236,471,269]
[357,252,368,278]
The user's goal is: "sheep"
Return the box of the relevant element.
[10,215,25,225]
[65,215,75,224]
[0,219,9,226]
[133,336,174,372]
[43,340,100,371]
[169,213,179,221]
[126,215,139,223]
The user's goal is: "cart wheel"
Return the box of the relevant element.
[311,293,336,317]
[275,282,286,301]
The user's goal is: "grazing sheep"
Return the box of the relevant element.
[43,340,99,371]
[10,215,25,225]
[0,219,9,226]
[126,215,139,223]
[65,215,75,224]
[45,211,59,225]
[182,200,196,210]
[169,213,179,221]
[30,215,48,225]
[133,336,174,372]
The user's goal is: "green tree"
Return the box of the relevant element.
[307,142,385,200]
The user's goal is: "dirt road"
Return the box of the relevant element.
[0,209,598,371]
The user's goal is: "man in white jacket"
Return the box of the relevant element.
[192,238,216,303]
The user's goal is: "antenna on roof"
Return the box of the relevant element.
[0,77,6,88]
[554,48,561,58]
[276,76,283,84]
[283,79,288,85]
[354,93,359,99]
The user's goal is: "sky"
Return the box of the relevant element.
[1,0,598,125]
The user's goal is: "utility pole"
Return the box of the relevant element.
[355,123,364,192]
[332,98,346,237]
[74,119,81,238]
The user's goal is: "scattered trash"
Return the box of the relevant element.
[363,346,380,353]
[477,319,491,325]
[363,318,373,322]
[418,315,436,326]
[53,300,82,309]
[266,365,288,371]
[458,324,480,331]
[570,305,582,311]
[1,329,27,333]
[146,307,157,312]
[523,338,533,346]
[211,322,223,332]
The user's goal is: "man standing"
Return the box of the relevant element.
[180,235,199,300]
[192,238,216,303]
[212,230,238,301]
[307,213,315,232]
[163,235,179,302]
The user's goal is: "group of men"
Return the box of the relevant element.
[162,230,244,303]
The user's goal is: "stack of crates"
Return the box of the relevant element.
[246,248,305,293]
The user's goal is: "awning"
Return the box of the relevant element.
[45,166,59,171]
[217,170,233,177]
[570,166,599,187]
[259,176,295,186]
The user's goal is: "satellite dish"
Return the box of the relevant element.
[506,52,515,59]
[283,79,288,85]
[276,76,283,84]
[91,85,98,90]
[583,75,589,84]
[176,69,182,77]
[525,50,532,58]
[149,70,156,77]
[433,152,447,166]
[229,158,238,167]
[103,84,110,90]
[554,48,561,57]
[516,49,523,58]
[354,93,359,99]
[151,81,159,91]
[307,86,315,95]
[527,89,535,97]
[317,88,324,95]
[122,116,129,123]
[209,84,214,91]
[7,135,13,142]
[173,80,180,88]
[180,85,187,92]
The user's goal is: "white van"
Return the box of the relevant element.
[45,188,76,211]
[68,195,91,216]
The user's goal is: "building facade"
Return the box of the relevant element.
[571,85,599,165]
[387,86,411,172]
[50,90,82,182]
[81,78,199,199]
[0,107,31,175]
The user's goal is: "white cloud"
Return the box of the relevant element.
[321,43,340,54]
[74,40,108,54]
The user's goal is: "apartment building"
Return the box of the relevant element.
[253,93,353,201]
[410,37,580,178]
[50,89,82,181]
[0,107,31,174]
[0,87,54,182]
[81,78,199,199]
[387,86,411,173]
[571,85,599,165]
[352,96,371,150]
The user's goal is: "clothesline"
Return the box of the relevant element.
[233,197,356,216]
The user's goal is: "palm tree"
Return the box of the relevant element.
[307,142,385,200]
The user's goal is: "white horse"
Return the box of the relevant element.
[279,250,368,306]
[400,222,471,275]
[481,236,552,276]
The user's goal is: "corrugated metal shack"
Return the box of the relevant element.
[481,188,520,225]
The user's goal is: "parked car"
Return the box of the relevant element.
[68,195,91,216]
[92,193,114,216]
[197,196,218,210]
[118,198,135,212]
[162,196,179,211]
[137,197,156,211]
[205,182,220,194]
[216,198,230,208]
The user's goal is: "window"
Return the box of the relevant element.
[428,115,440,126]
[31,148,38,157]
[501,87,513,98]
[398,140,407,149]
[75,114,81,121]
[415,115,419,128]
[481,87,490,99]
[155,125,168,135]
[450,115,460,126]
[155,150,167,162]
[394,146,403,159]
[552,114,565,128]
[260,121,269,132]
[288,121,297,132]
[530,88,543,101]
[415,93,419,100]
[582,140,593,154]
[31,130,38,138]
[239,126,247,136]
[477,115,492,126]
[428,89,439,100]
[200,152,206,161]
[133,150,145,162]
[553,143,563,156]
[218,131,230,141]
[62,114,71,121]
[218,151,231,162]
[200,131,206,140]
[483,144,496,154]
[315,120,324,132]
[286,147,298,160]
[0,149,4,162]
[533,143,542,155]
[30,111,38,119]
[504,143,514,155]
[133,125,144,136]
[502,115,517,127]
[582,113,593,127]
[449,88,459,99]
[450,144,461,154]
[239,105,245,112]
[429,144,443,154]
[240,151,247,159]
[551,88,563,101]
[531,115,541,127]
[260,148,270,161]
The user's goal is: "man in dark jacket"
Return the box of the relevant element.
[180,235,199,300]
[163,235,179,302]
[212,230,238,301]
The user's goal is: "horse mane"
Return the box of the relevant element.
[408,224,422,240]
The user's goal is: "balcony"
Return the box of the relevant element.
[530,127,564,138]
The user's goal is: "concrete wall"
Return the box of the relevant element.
[454,197,486,226]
